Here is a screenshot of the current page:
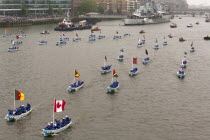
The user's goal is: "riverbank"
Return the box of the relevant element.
[0,18,63,28]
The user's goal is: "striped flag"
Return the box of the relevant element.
[133,58,137,64]
[75,69,80,78]
[113,69,118,77]
[15,90,24,100]
[54,99,66,112]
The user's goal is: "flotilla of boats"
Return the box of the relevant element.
[3,13,206,137]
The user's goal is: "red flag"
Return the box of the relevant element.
[105,56,107,62]
[54,99,66,112]
[16,35,19,39]
[133,58,137,64]
[62,33,65,36]
[76,33,78,37]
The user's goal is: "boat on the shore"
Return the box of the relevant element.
[54,19,92,31]
[124,1,171,25]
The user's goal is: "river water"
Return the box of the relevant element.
[0,16,210,140]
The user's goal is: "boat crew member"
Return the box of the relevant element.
[65,115,70,123]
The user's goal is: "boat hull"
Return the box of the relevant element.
[124,15,171,25]
[107,85,119,93]
[42,121,72,136]
[54,26,92,31]
[129,71,138,77]
[177,72,185,78]
[5,109,32,121]
[68,83,84,92]
[101,69,111,74]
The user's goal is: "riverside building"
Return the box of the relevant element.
[0,0,71,16]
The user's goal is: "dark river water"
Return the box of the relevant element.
[0,16,210,140]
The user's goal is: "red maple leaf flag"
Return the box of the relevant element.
[54,99,66,112]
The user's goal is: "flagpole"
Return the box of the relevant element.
[74,69,76,83]
[14,88,15,110]
[132,58,133,69]
[104,58,105,67]
[53,98,55,125]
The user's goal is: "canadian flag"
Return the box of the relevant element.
[54,99,66,112]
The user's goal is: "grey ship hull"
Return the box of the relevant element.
[124,15,171,25]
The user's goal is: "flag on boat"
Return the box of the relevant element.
[116,31,118,34]
[15,89,24,100]
[191,42,193,46]
[145,49,148,55]
[6,29,10,33]
[138,38,141,43]
[75,69,80,77]
[76,33,78,37]
[62,33,65,36]
[105,56,107,62]
[54,99,66,112]
[155,38,158,43]
[120,48,124,52]
[133,57,137,64]
[113,69,118,77]
[16,35,19,39]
